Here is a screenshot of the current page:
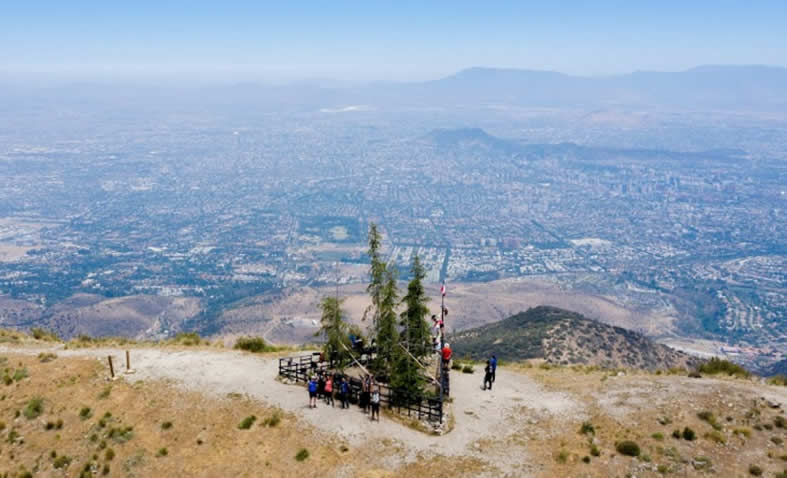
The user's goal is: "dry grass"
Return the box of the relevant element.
[506,365,787,478]
[0,349,783,478]
[0,353,353,477]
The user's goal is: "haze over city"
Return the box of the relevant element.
[3,1,787,82]
[2,2,787,477]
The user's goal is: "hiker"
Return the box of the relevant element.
[441,343,452,368]
[490,355,497,383]
[340,377,350,409]
[317,373,326,401]
[483,360,493,390]
[360,375,371,413]
[308,375,318,408]
[324,375,334,406]
[370,382,380,421]
[332,372,341,405]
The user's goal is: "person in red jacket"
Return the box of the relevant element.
[324,376,334,407]
[441,343,452,368]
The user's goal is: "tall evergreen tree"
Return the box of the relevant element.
[364,223,386,328]
[317,297,351,369]
[374,265,400,375]
[389,339,425,403]
[400,255,432,360]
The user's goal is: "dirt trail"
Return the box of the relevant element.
[1,345,579,469]
[4,344,787,477]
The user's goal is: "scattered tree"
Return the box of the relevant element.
[399,255,432,360]
[389,341,425,402]
[317,297,352,368]
[364,222,386,329]
[374,266,400,376]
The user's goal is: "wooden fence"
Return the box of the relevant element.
[278,354,443,423]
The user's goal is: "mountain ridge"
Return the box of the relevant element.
[5,64,787,112]
[452,305,701,371]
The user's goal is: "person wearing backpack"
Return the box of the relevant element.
[359,375,369,413]
[340,377,350,409]
[324,375,334,407]
[308,376,318,408]
[370,383,381,421]
[317,373,326,401]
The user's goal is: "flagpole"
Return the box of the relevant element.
[440,285,445,349]
[438,282,446,402]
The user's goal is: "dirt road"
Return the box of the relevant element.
[2,345,579,473]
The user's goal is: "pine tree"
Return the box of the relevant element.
[374,265,399,376]
[364,223,386,328]
[400,255,432,360]
[389,340,425,404]
[317,297,351,369]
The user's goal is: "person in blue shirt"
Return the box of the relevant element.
[308,376,318,409]
[339,377,350,409]
[490,355,497,383]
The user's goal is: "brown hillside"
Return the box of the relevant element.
[0,336,784,478]
[452,306,699,371]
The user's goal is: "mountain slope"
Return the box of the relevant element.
[1,335,784,477]
[419,127,524,155]
[452,306,699,370]
[765,358,787,377]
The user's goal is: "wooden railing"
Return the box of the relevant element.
[278,354,443,423]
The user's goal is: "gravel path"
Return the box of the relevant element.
[2,345,579,463]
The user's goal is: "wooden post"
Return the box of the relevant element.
[107,356,114,378]
[125,350,131,371]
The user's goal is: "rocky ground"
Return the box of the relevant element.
[0,338,785,477]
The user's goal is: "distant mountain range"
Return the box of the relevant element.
[6,65,787,112]
[410,65,787,109]
[451,306,700,371]
[419,126,748,162]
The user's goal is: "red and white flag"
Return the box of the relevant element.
[440,283,446,296]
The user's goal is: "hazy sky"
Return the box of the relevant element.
[2,1,786,82]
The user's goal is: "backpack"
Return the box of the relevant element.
[308,380,317,393]
[371,391,380,404]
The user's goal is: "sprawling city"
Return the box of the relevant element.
[2,3,787,478]
[0,96,785,371]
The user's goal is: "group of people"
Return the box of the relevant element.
[431,313,455,371]
[430,313,446,354]
[308,371,350,409]
[303,300,498,425]
[483,355,497,390]
[307,372,381,421]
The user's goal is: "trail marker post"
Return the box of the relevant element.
[107,355,114,378]
[124,350,135,374]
